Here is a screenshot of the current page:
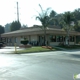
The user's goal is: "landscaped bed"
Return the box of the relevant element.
[57,45,80,49]
[16,46,59,54]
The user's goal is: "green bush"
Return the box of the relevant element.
[21,38,29,45]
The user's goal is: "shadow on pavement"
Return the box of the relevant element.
[70,54,80,58]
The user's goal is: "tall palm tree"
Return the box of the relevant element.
[36,4,56,46]
[60,11,75,45]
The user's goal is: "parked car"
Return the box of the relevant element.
[0,42,6,48]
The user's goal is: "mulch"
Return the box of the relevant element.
[42,46,52,50]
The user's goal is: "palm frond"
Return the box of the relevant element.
[36,16,40,20]
[45,7,51,16]
[63,11,73,25]
[36,16,43,22]
[39,4,44,15]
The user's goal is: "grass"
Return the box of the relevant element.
[13,45,80,54]
[16,46,59,54]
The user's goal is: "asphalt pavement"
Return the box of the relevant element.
[0,46,80,80]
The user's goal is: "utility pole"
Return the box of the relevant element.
[17,2,19,22]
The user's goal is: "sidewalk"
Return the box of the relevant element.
[4,46,20,49]
[0,46,24,54]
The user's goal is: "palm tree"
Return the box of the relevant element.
[60,11,75,45]
[36,4,56,46]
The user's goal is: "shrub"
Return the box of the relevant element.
[20,38,29,45]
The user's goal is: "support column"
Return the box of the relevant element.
[56,35,57,42]
[16,37,21,46]
[8,38,10,46]
[12,37,15,46]
[74,36,76,45]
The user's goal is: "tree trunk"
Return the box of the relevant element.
[67,25,70,46]
[65,24,70,46]
[44,28,47,46]
[65,36,69,46]
[66,30,70,46]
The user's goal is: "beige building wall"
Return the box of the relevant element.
[14,36,31,46]
[30,35,38,41]
[69,42,74,45]
[20,36,30,41]
[16,37,21,46]
[2,34,76,46]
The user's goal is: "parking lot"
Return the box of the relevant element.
[0,46,80,80]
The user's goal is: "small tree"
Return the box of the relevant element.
[10,21,21,31]
[0,25,4,34]
[35,4,56,46]
[21,38,28,45]
[59,11,75,45]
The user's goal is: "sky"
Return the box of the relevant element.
[0,0,80,27]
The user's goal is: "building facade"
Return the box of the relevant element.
[1,27,80,46]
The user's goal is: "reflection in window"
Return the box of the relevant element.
[15,37,16,43]
[56,36,59,42]
[56,36,64,42]
[6,38,8,43]
[50,35,56,42]
[56,36,63,42]
[70,36,74,42]
[60,36,63,42]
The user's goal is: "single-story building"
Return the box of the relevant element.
[1,27,80,46]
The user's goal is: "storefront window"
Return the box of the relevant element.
[70,36,74,42]
[56,36,59,42]
[50,35,56,42]
[15,37,17,43]
[56,36,63,42]
[6,38,8,43]
[8,38,12,42]
[73,36,74,42]
[60,36,63,42]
